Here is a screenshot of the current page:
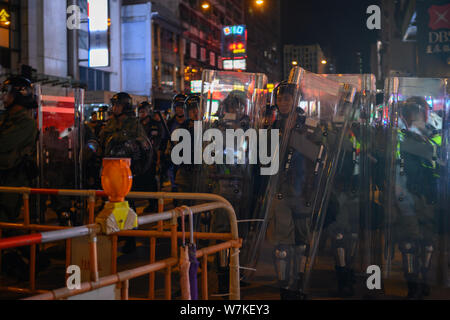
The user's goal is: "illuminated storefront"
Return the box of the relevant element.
[0,0,16,70]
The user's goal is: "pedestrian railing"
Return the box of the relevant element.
[0,187,241,300]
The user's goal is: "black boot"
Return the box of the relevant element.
[419,269,431,298]
[336,266,355,297]
[280,287,296,300]
[406,280,420,299]
[292,273,307,300]
[405,274,421,299]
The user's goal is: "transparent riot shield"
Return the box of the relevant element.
[382,77,449,299]
[196,69,268,230]
[194,70,267,289]
[82,104,108,190]
[240,66,356,299]
[303,74,380,298]
[36,85,85,225]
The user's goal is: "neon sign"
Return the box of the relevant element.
[223,25,245,36]
[0,8,10,27]
[221,25,247,63]
[228,43,246,54]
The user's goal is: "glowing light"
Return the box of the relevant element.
[321,59,328,65]
[89,49,109,67]
[255,0,264,5]
[223,25,245,36]
[292,61,298,66]
[88,0,108,32]
[0,9,10,27]
[201,2,210,10]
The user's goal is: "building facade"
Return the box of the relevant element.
[0,0,20,74]
[1,0,284,103]
[0,0,152,102]
[283,44,327,78]
[377,0,449,81]
[152,0,282,95]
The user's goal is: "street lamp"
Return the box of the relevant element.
[255,0,264,6]
[292,61,298,66]
[321,59,328,65]
[201,2,210,10]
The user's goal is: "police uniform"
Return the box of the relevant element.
[393,128,439,293]
[266,108,334,299]
[100,116,145,154]
[167,116,186,192]
[0,107,38,221]
[174,119,200,195]
[136,115,167,211]
[325,128,361,295]
[389,97,442,299]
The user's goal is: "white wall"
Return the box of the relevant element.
[121,2,153,97]
[24,0,68,77]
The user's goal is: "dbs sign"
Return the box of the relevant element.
[428,4,450,30]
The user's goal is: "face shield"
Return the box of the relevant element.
[185,95,201,122]
[271,82,296,116]
[221,92,249,129]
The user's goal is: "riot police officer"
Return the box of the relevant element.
[98,92,153,253]
[167,94,187,192]
[266,81,312,300]
[86,112,103,138]
[0,76,38,222]
[98,92,152,177]
[208,90,254,295]
[394,97,440,299]
[137,101,162,212]
[175,94,202,195]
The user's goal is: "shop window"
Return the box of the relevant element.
[80,66,111,91]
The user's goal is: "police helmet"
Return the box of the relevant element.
[172,93,187,112]
[400,97,430,127]
[271,80,292,105]
[221,90,247,118]
[185,94,201,111]
[111,92,133,114]
[1,76,38,109]
[138,101,152,112]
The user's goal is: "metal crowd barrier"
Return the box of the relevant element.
[0,187,241,300]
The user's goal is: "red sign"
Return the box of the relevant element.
[428,4,450,30]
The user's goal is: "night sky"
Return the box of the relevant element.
[281,0,380,74]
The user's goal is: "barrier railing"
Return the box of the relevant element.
[0,187,241,300]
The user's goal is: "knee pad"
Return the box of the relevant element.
[399,241,418,275]
[334,233,346,267]
[423,245,434,270]
[273,245,293,288]
[399,241,417,254]
[293,245,308,275]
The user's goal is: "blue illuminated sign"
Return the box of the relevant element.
[223,25,245,36]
